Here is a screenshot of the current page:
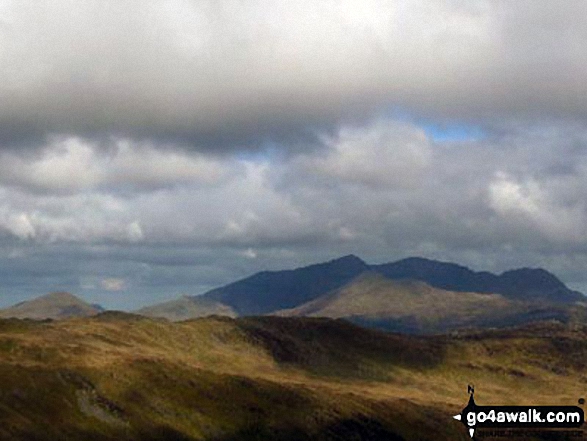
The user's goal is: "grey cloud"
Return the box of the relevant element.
[267,120,587,264]
[3,2,587,309]
[3,119,587,253]
[286,120,432,190]
[1,1,587,152]
[0,137,232,194]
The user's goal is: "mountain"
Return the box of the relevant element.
[373,257,584,303]
[135,295,236,321]
[199,255,583,318]
[0,314,584,440]
[275,272,584,333]
[203,254,369,315]
[0,292,104,320]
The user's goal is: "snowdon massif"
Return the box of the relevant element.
[1,255,585,333]
[202,255,584,316]
[126,254,587,332]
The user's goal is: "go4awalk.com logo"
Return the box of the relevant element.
[453,386,585,439]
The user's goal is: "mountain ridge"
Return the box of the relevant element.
[373,257,583,303]
[199,255,584,317]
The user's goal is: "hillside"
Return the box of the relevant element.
[275,272,585,333]
[136,296,237,321]
[0,292,103,320]
[0,314,583,440]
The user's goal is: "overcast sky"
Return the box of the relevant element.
[1,0,587,309]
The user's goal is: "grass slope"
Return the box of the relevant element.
[136,296,237,321]
[0,314,583,440]
[276,272,586,333]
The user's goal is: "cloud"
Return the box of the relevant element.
[288,120,431,189]
[2,118,587,256]
[488,169,587,245]
[2,2,587,309]
[0,190,148,243]
[489,173,542,217]
[127,222,144,242]
[240,248,258,259]
[0,213,36,240]
[0,1,586,152]
[100,278,126,291]
[0,137,230,194]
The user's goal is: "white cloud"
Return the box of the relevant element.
[2,213,36,239]
[0,137,229,193]
[2,118,587,254]
[292,120,431,189]
[127,221,144,242]
[489,172,542,216]
[488,171,587,244]
[100,278,126,291]
[240,248,258,259]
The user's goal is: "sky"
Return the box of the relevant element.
[1,0,587,309]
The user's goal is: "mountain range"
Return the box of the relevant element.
[372,256,584,303]
[201,255,584,317]
[0,255,585,333]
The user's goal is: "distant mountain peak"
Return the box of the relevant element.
[332,254,365,264]
[304,254,368,270]
[386,256,471,272]
[203,254,370,315]
[41,291,83,303]
[0,292,103,320]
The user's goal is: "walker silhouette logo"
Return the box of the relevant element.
[453,385,584,438]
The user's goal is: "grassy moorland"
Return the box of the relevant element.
[0,314,584,440]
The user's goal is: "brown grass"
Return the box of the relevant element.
[0,315,583,440]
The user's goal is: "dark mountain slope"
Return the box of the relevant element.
[497,267,582,301]
[203,255,369,315]
[373,257,583,303]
